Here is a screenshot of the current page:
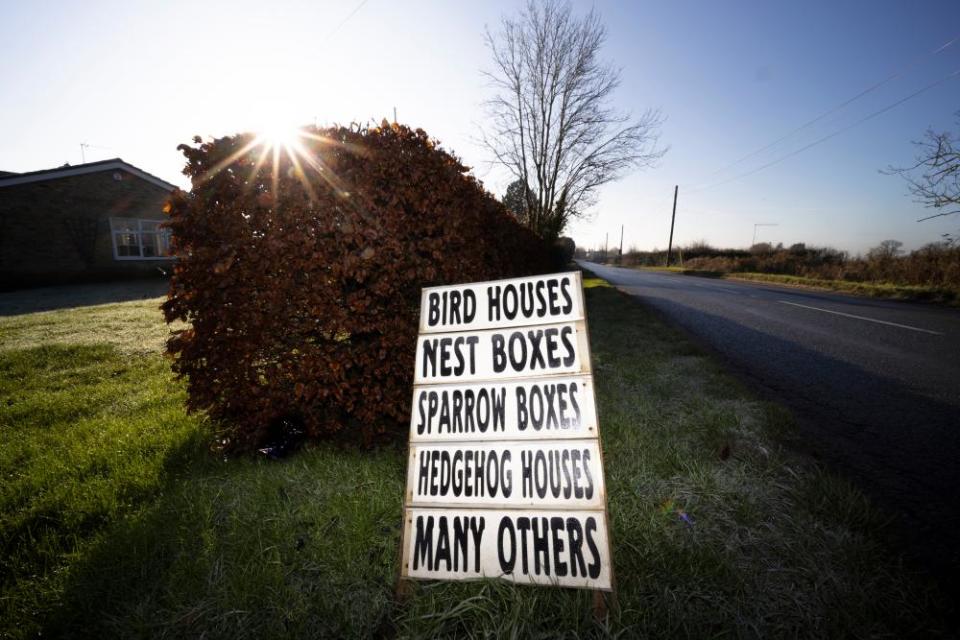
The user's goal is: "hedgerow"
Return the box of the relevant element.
[162,123,553,449]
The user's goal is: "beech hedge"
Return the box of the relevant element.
[162,123,554,449]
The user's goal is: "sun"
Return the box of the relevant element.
[197,116,350,201]
[257,120,304,150]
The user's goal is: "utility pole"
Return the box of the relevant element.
[604,233,608,263]
[618,224,624,262]
[666,185,678,266]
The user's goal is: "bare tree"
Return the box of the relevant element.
[481,0,666,240]
[888,114,960,222]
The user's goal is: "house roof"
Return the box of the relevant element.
[0,158,177,191]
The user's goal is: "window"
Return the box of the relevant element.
[109,218,173,260]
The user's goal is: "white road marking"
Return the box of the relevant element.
[778,300,944,335]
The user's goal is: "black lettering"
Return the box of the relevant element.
[465,336,479,375]
[452,337,465,376]
[438,391,450,433]
[567,517,586,577]
[508,332,526,371]
[521,450,533,498]
[453,516,468,572]
[429,450,440,496]
[470,517,486,572]
[530,386,543,430]
[516,387,528,431]
[428,292,441,327]
[449,290,462,325]
[547,278,560,315]
[560,277,574,313]
[582,449,594,499]
[477,389,489,432]
[544,384,559,428]
[418,450,430,495]
[535,280,547,317]
[427,392,438,433]
[435,516,451,572]
[422,339,438,377]
[416,391,427,435]
[560,327,575,366]
[532,517,550,575]
[487,285,501,322]
[452,390,463,433]
[570,383,582,425]
[504,285,518,319]
[474,451,485,498]
[501,450,513,497]
[551,517,567,577]
[452,450,463,496]
[492,334,506,373]
[528,329,546,370]
[534,451,547,499]
[516,517,531,574]
[548,450,561,497]
[464,290,476,323]
[586,517,601,579]
[439,337,453,377]
[571,449,583,499]
[439,450,451,495]
[545,328,561,368]
[486,451,499,498]
[498,517,516,573]
[464,450,473,497]
[520,282,534,317]
[492,388,506,432]
[464,390,476,432]
[413,516,434,571]
[557,384,570,428]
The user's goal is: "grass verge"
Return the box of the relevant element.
[632,266,958,304]
[0,279,950,638]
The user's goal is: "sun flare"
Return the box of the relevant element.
[257,121,304,150]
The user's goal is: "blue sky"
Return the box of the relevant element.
[2,0,959,253]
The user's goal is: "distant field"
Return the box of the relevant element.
[0,278,950,638]
[633,266,960,304]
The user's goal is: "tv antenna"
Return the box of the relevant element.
[79,142,112,164]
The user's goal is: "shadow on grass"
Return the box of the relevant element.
[47,434,406,639]
[0,278,169,317]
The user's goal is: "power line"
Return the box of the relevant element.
[322,0,369,43]
[690,68,960,193]
[697,31,960,184]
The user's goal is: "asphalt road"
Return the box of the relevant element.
[580,261,960,585]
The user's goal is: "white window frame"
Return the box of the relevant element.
[109,218,175,261]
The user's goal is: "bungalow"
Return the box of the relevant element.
[0,158,177,289]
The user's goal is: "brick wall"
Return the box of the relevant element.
[0,169,173,288]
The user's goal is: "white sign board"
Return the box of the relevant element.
[409,375,599,442]
[419,272,585,333]
[400,271,613,592]
[406,441,606,508]
[401,508,612,589]
[413,322,591,384]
